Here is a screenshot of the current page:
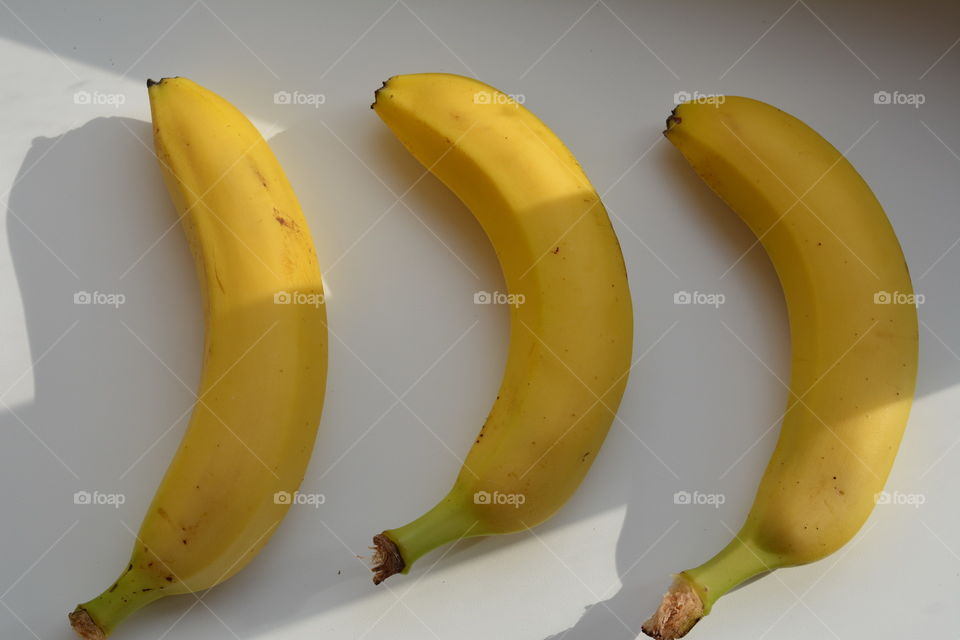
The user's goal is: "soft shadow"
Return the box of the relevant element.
[3,116,201,637]
[1,118,369,638]
[4,106,946,640]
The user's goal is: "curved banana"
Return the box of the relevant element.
[370,73,633,583]
[69,78,327,639]
[643,97,918,639]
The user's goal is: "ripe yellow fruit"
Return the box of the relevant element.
[69,77,327,639]
[643,97,918,639]
[369,74,633,583]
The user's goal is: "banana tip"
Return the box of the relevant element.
[146,76,181,90]
[371,78,391,109]
[69,606,106,640]
[370,533,404,584]
[663,109,682,136]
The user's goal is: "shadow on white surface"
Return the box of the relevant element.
[3,111,944,640]
[2,114,551,638]
[2,118,377,638]
[1,2,958,636]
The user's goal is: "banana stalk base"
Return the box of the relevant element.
[68,609,105,640]
[642,577,703,640]
[371,534,405,584]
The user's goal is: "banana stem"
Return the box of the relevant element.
[69,565,165,639]
[643,537,777,640]
[372,495,482,584]
[684,535,776,613]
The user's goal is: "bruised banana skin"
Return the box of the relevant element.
[643,97,917,639]
[69,77,327,639]
[370,73,634,583]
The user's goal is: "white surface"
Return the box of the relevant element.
[0,2,958,639]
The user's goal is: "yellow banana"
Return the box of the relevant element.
[643,97,918,639]
[370,73,633,583]
[69,77,327,639]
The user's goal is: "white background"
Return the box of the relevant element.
[0,2,958,639]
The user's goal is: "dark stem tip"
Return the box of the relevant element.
[146,77,181,89]
[371,533,404,585]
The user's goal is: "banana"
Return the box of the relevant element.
[369,73,633,583]
[69,77,327,639]
[643,97,917,639]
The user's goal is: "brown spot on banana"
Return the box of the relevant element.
[273,207,298,230]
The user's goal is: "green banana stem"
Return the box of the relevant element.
[69,565,165,639]
[372,495,482,584]
[683,536,777,613]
